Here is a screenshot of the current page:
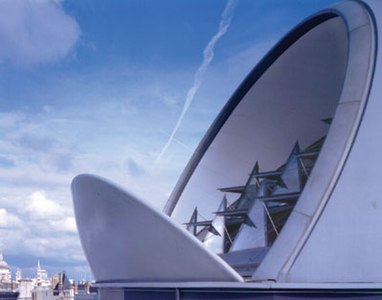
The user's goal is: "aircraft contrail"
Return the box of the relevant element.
[156,0,237,162]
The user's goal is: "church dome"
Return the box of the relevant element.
[0,250,9,270]
[0,259,9,270]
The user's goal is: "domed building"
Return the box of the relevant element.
[0,249,11,283]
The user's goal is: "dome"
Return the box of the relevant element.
[0,260,9,270]
[0,250,9,270]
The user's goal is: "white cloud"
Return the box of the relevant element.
[50,216,77,233]
[24,190,69,219]
[0,208,22,228]
[0,0,80,66]
[0,112,25,129]
[24,237,50,255]
[23,234,82,258]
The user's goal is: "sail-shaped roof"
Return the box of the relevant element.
[72,0,382,294]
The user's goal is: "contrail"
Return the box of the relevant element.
[160,130,193,152]
[156,0,237,162]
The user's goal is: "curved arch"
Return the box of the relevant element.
[164,12,339,217]
[165,0,377,283]
[259,0,378,283]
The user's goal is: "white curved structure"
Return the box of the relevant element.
[72,0,382,298]
[72,174,242,283]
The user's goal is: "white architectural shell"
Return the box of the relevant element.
[72,0,382,294]
[72,174,242,283]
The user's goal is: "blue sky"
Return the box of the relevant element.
[0,0,337,280]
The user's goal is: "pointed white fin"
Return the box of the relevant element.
[72,174,243,283]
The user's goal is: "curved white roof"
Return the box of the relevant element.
[72,174,242,283]
[72,0,382,287]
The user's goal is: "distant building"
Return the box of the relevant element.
[73,281,98,300]
[32,286,54,300]
[18,279,34,299]
[0,249,96,300]
[0,249,11,284]
[35,261,50,287]
[50,274,59,291]
[15,269,22,282]
[52,273,74,299]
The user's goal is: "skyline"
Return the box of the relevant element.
[0,0,337,280]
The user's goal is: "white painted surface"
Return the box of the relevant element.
[170,15,348,228]
[254,0,378,282]
[72,0,382,288]
[72,174,243,283]
[281,0,381,283]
